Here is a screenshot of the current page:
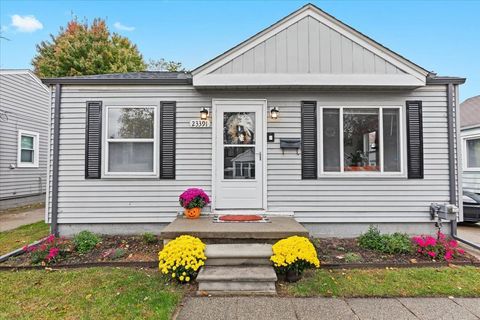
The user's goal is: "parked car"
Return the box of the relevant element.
[463,191,480,223]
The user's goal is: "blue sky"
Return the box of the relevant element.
[1,0,478,100]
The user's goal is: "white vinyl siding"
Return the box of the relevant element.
[0,71,49,202]
[46,84,457,225]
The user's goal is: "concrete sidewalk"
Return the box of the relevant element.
[0,208,45,232]
[176,297,480,320]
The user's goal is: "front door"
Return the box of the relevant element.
[214,100,265,209]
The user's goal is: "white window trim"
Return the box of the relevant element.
[103,105,158,178]
[17,130,39,168]
[318,105,405,178]
[462,134,480,172]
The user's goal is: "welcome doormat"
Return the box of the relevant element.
[213,215,271,223]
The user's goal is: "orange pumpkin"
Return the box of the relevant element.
[184,207,201,219]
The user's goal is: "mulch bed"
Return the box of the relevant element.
[1,235,162,267]
[313,238,479,265]
[1,236,478,270]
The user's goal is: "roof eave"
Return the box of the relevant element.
[426,76,466,85]
[41,78,193,85]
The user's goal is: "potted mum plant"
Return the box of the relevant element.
[270,236,320,282]
[179,187,210,219]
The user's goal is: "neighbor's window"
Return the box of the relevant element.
[321,107,402,174]
[17,130,39,168]
[465,137,480,170]
[105,106,156,175]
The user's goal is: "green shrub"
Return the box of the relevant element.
[73,230,100,254]
[344,252,363,263]
[142,232,158,244]
[358,226,412,254]
[112,248,126,260]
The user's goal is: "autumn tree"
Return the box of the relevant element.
[32,18,146,77]
[147,58,185,72]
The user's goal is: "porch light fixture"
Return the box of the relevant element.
[200,107,209,120]
[270,106,279,120]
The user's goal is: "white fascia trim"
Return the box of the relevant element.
[193,6,427,83]
[194,73,425,87]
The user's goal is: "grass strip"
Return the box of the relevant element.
[0,267,184,320]
[285,266,480,297]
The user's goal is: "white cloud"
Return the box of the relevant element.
[11,14,43,32]
[113,22,135,32]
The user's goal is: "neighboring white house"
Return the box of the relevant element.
[42,4,465,237]
[0,70,50,210]
[460,95,480,193]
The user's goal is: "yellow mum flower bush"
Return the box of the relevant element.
[270,236,320,277]
[158,235,206,283]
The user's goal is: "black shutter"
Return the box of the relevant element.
[301,101,318,179]
[406,100,424,179]
[85,101,102,179]
[160,101,176,179]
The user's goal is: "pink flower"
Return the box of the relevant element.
[427,251,436,258]
[457,249,465,255]
[437,231,446,240]
[425,237,437,247]
[444,251,453,261]
[448,240,458,248]
[46,234,55,244]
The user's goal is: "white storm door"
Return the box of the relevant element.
[214,100,264,209]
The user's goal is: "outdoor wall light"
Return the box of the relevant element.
[270,106,279,119]
[200,107,209,120]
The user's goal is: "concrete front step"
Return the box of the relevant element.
[204,243,273,266]
[205,258,272,266]
[205,243,273,259]
[161,216,309,243]
[197,266,277,282]
[196,265,277,294]
[198,280,276,294]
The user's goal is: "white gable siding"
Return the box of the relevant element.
[212,16,404,76]
[0,72,49,205]
[47,84,455,225]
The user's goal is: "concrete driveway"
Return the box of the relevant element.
[0,208,45,232]
[458,222,480,245]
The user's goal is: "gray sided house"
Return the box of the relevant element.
[0,70,50,210]
[460,95,480,193]
[43,4,465,237]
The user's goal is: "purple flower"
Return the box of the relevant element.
[179,188,210,209]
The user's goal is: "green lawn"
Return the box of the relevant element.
[285,266,480,297]
[0,267,184,320]
[0,221,50,255]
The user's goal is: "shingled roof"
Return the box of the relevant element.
[460,95,480,129]
[42,71,192,85]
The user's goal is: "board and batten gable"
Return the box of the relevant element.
[0,70,50,209]
[213,16,405,76]
[46,84,458,232]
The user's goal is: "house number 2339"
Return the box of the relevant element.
[190,120,211,128]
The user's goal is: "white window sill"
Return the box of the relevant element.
[318,172,406,179]
[102,173,158,179]
[17,163,39,168]
[464,168,480,172]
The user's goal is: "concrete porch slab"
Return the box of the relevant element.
[160,216,309,242]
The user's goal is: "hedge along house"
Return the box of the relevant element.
[43,4,466,237]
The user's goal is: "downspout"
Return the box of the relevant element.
[50,83,62,236]
[447,83,480,250]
